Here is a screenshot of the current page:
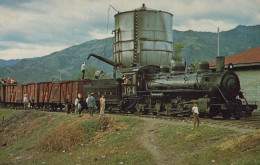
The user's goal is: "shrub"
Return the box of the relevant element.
[219,131,260,151]
[36,123,86,152]
[99,116,115,132]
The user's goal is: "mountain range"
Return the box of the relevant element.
[0,59,20,69]
[0,25,259,83]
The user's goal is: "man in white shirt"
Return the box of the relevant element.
[191,101,199,128]
[23,94,28,110]
[99,95,105,116]
[81,61,86,79]
[75,97,79,114]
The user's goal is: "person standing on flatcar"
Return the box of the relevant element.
[7,77,11,84]
[23,94,28,110]
[81,61,86,79]
[99,95,105,116]
[94,71,103,79]
[88,93,96,116]
[66,95,72,114]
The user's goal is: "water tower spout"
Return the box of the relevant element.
[87,53,119,67]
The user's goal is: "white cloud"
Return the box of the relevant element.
[0,42,68,60]
[174,19,238,32]
[0,0,259,60]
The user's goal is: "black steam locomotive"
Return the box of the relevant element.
[87,54,257,120]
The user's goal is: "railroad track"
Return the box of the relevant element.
[115,113,260,130]
[2,106,260,130]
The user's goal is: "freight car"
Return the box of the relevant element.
[0,79,118,110]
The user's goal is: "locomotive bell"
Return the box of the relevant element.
[198,61,209,73]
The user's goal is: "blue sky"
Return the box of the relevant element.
[0,0,259,60]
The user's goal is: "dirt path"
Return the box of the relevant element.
[136,118,192,165]
[138,121,174,165]
[136,117,257,165]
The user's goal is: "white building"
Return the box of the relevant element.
[209,47,260,115]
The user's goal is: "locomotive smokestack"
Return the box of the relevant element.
[216,56,225,72]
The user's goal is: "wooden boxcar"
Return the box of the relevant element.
[0,79,93,110]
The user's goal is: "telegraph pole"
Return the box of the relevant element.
[218,27,220,57]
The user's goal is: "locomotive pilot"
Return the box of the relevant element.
[191,101,199,128]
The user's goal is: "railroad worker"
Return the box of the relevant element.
[30,93,35,109]
[85,93,91,113]
[81,61,86,79]
[75,97,79,114]
[85,93,90,111]
[126,75,132,84]
[23,94,28,110]
[191,101,200,128]
[66,95,72,114]
[94,71,103,79]
[99,95,105,116]
[122,75,127,84]
[86,94,91,103]
[87,93,96,116]
[78,97,83,115]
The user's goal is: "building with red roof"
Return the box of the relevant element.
[210,47,260,114]
[209,47,260,68]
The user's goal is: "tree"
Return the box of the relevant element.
[173,42,186,62]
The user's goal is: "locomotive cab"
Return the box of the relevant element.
[122,73,137,96]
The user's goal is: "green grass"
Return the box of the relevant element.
[157,124,260,165]
[0,108,24,121]
[1,109,259,165]
[0,110,153,165]
[158,125,234,154]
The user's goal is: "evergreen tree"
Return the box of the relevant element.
[173,42,186,62]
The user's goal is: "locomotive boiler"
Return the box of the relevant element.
[118,56,256,119]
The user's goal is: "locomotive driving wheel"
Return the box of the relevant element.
[222,111,231,120]
[234,107,242,120]
[128,107,137,114]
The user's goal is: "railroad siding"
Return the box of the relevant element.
[235,69,260,114]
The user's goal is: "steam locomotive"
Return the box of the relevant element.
[86,54,257,120]
[84,4,257,119]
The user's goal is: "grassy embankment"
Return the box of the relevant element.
[0,109,260,165]
[0,109,152,164]
[156,124,260,164]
